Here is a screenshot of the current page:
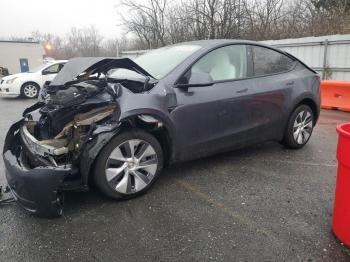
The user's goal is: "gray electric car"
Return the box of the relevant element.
[3,40,320,217]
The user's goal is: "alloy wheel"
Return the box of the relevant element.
[293,110,313,144]
[23,84,38,98]
[105,139,158,194]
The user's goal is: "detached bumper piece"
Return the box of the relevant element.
[3,121,78,217]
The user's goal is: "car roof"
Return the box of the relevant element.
[171,39,302,62]
[170,39,293,57]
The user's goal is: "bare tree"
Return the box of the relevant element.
[119,0,350,49]
[118,0,169,48]
[5,0,350,57]
[65,26,103,57]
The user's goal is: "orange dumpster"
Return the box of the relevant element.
[321,81,350,112]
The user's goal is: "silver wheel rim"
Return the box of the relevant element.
[23,85,38,98]
[105,139,158,194]
[293,110,313,144]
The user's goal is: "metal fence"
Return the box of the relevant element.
[121,34,350,81]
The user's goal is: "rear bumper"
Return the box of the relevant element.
[2,120,78,216]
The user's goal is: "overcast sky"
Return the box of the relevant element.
[1,0,127,39]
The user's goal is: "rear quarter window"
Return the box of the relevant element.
[252,46,295,76]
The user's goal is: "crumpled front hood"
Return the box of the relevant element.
[50,57,154,87]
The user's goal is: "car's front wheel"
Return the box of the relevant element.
[282,104,314,149]
[93,130,163,199]
[21,82,39,98]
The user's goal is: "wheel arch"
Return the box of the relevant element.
[118,113,174,166]
[281,98,317,148]
[81,112,175,186]
[293,97,320,125]
[21,81,41,97]
[21,81,40,89]
[280,94,319,142]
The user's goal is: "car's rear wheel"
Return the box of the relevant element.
[282,104,314,149]
[94,130,163,199]
[21,83,39,98]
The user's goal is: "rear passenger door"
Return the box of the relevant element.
[246,45,296,142]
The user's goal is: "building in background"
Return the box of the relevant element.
[0,40,46,75]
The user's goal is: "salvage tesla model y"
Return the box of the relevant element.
[3,40,320,217]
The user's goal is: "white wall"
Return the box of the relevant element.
[0,41,46,74]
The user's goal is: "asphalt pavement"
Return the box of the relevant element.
[0,96,350,262]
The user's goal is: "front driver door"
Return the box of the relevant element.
[171,44,255,161]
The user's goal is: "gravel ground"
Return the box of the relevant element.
[0,96,350,262]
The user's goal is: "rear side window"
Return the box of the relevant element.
[252,46,294,76]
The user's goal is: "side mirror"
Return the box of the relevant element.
[175,71,214,89]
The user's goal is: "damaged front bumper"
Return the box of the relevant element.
[3,120,79,217]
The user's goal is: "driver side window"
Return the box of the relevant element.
[183,45,248,84]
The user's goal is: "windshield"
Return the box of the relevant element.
[133,44,202,79]
[28,63,50,73]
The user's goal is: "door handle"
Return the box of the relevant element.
[236,88,248,93]
[286,81,294,86]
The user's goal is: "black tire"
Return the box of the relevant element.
[282,104,314,149]
[21,82,40,98]
[93,130,163,200]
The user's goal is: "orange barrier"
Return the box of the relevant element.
[321,81,350,112]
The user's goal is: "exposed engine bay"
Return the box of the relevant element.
[2,56,174,217]
[22,82,117,168]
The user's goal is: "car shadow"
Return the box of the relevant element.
[1,96,21,100]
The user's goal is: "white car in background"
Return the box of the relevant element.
[0,60,67,98]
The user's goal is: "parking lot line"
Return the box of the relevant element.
[258,159,337,168]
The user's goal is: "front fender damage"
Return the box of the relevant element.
[2,57,173,217]
[79,123,121,185]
